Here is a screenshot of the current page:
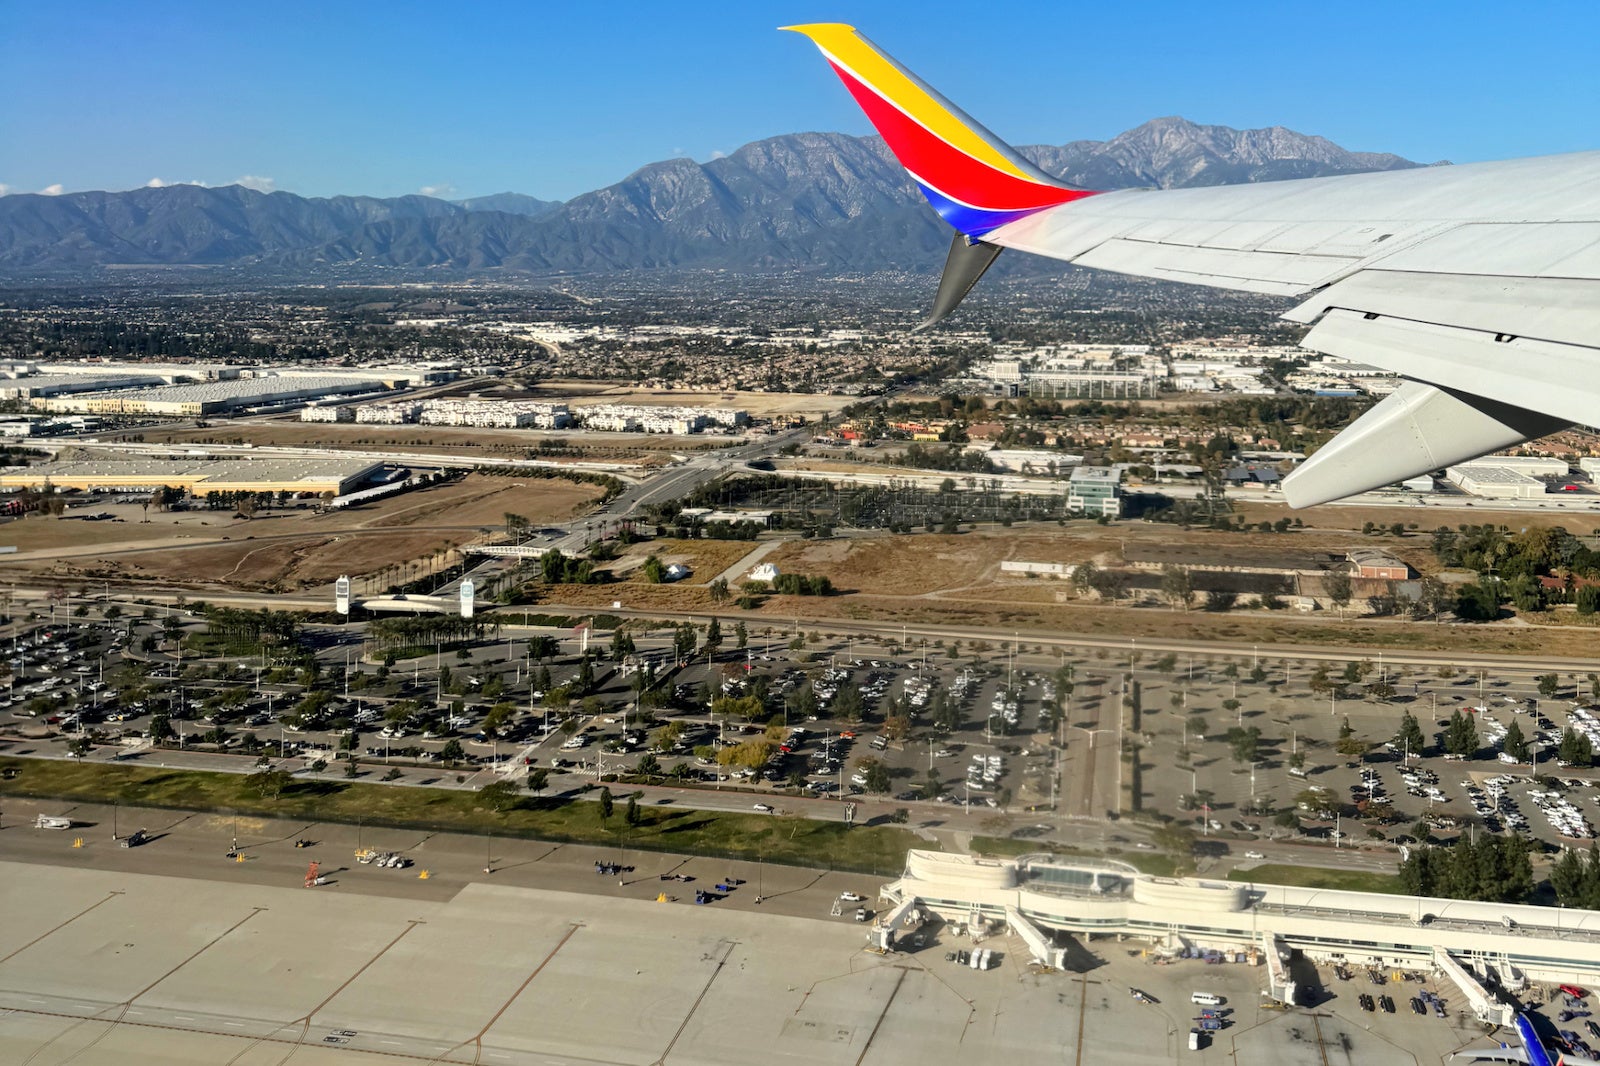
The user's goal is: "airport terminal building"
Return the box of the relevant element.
[881,850,1600,1020]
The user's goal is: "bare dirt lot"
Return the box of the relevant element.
[1,474,603,592]
[543,525,1600,657]
[608,538,761,584]
[358,474,603,530]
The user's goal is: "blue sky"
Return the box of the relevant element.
[3,0,1598,201]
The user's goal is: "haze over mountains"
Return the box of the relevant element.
[0,117,1423,274]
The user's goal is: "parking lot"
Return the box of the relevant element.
[5,604,1600,876]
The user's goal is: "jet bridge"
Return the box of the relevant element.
[1260,932,1297,1006]
[1434,947,1514,1027]
[1005,907,1066,971]
[866,895,923,952]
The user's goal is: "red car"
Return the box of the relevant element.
[1560,984,1589,999]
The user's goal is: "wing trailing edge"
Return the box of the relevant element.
[1281,381,1567,507]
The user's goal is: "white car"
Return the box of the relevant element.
[1244,850,1265,860]
[839,891,866,902]
[752,803,774,813]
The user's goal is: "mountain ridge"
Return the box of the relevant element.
[0,117,1426,272]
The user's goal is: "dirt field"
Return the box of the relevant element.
[540,524,1600,657]
[1,475,602,592]
[360,474,603,529]
[608,539,761,583]
[90,530,462,590]
[1234,499,1600,537]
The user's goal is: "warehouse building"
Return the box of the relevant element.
[34,376,386,417]
[1447,464,1549,500]
[0,373,168,401]
[0,457,382,497]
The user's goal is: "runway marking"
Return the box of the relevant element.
[472,924,580,1042]
[128,907,265,1004]
[651,938,736,1066]
[301,919,424,1024]
[3,1004,487,1063]
[0,891,123,965]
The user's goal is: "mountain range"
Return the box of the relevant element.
[0,117,1424,274]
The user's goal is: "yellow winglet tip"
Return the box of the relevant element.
[779,23,857,40]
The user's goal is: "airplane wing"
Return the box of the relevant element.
[784,24,1600,506]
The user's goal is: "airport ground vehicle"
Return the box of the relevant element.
[1191,992,1223,1007]
[119,828,148,848]
[34,815,71,830]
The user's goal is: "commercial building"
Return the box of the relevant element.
[0,457,382,497]
[970,449,1081,475]
[882,850,1600,1002]
[1067,465,1121,517]
[999,560,1073,578]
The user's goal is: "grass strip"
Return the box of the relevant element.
[0,756,919,876]
[1226,862,1403,894]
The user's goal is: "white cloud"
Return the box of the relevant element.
[709,149,727,160]
[233,175,275,193]
[146,177,168,188]
[419,183,456,198]
[39,184,64,196]
[0,184,11,197]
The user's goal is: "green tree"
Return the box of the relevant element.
[1160,565,1195,611]
[526,767,550,795]
[1503,719,1529,762]
[598,786,614,821]
[1559,727,1595,768]
[478,779,521,812]
[1392,712,1426,757]
[625,796,642,826]
[1444,709,1480,758]
[642,555,666,584]
[440,738,466,767]
[1225,726,1261,765]
[857,757,891,794]
[1537,673,1561,699]
[244,768,292,800]
[1324,569,1353,617]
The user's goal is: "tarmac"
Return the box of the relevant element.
[0,798,1499,1064]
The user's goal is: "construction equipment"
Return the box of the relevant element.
[304,861,327,888]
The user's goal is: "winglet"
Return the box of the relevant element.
[783,23,1095,239]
